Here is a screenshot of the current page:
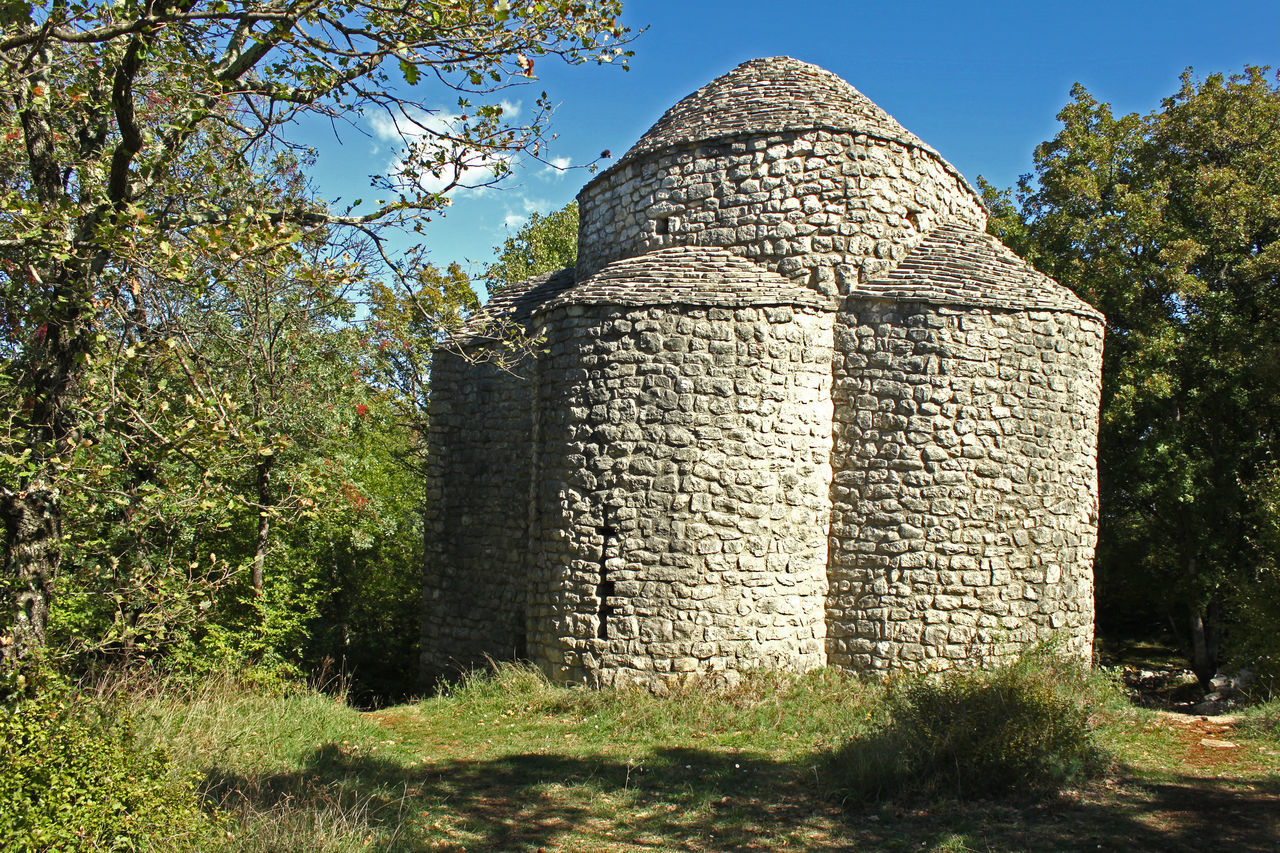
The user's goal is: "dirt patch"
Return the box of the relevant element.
[1148,712,1276,775]
[1093,710,1280,851]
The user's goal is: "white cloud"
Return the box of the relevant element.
[499,196,552,233]
[368,103,524,196]
[542,155,573,175]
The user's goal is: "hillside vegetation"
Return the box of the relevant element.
[14,657,1271,853]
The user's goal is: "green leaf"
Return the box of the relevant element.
[398,58,420,86]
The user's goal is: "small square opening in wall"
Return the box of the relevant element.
[655,216,670,235]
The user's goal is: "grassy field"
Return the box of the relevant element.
[118,661,1280,853]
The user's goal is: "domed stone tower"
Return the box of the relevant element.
[420,269,575,681]
[575,57,987,292]
[828,223,1103,671]
[421,57,1104,688]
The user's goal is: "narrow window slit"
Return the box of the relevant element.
[655,216,670,235]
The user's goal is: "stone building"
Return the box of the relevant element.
[422,57,1104,688]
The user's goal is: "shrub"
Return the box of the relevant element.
[1225,570,1280,700]
[0,685,215,852]
[828,649,1104,801]
[1239,698,1280,743]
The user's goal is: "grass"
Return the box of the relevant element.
[113,662,1280,852]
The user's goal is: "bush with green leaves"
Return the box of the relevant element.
[1226,580,1280,701]
[1240,699,1280,743]
[829,649,1105,801]
[482,202,579,293]
[1226,462,1280,699]
[0,686,215,852]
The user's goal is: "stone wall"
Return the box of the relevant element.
[419,268,576,684]
[420,349,534,682]
[527,288,835,687]
[826,301,1104,671]
[576,129,986,292]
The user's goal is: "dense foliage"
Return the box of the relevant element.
[0,0,630,697]
[0,684,213,851]
[984,67,1280,688]
[482,200,579,292]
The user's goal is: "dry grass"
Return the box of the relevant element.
[113,662,1280,852]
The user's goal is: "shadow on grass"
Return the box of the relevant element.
[202,745,1280,852]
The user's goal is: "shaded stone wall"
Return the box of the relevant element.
[576,130,986,291]
[527,301,835,687]
[420,350,534,682]
[826,302,1104,671]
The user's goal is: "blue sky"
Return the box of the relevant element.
[303,1,1280,285]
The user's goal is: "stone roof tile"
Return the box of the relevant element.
[539,246,835,310]
[450,266,576,345]
[626,57,931,159]
[851,222,1104,320]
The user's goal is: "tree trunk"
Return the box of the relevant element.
[1186,556,1222,688]
[1,264,90,669]
[1188,604,1221,689]
[0,484,60,669]
[1,37,99,673]
[252,455,273,593]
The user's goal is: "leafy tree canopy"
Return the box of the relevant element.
[482,200,578,292]
[0,0,632,685]
[983,66,1280,686]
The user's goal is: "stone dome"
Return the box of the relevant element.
[592,56,976,207]
[575,57,987,285]
[623,57,931,161]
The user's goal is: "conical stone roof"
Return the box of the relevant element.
[618,56,941,164]
[539,247,834,310]
[450,267,576,344]
[849,222,1103,320]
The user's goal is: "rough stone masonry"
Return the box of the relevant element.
[421,57,1104,689]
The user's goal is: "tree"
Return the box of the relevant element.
[482,200,578,292]
[41,149,377,668]
[367,259,478,458]
[0,0,631,683]
[367,199,579,457]
[984,67,1280,686]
